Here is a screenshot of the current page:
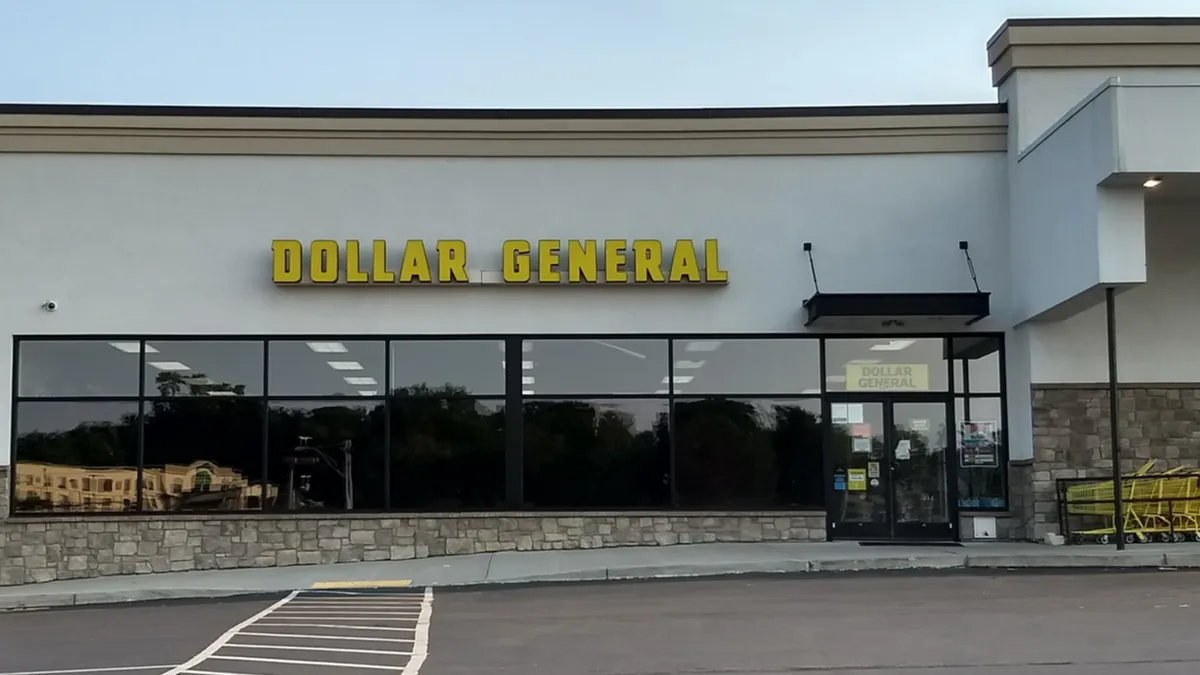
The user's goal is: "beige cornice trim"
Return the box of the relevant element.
[989,19,1200,86]
[0,108,1007,157]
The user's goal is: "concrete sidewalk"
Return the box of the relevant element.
[3,540,1199,610]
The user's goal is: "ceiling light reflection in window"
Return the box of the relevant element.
[307,342,348,353]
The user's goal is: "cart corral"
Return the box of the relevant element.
[1058,460,1200,545]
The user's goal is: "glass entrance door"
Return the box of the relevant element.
[827,397,956,541]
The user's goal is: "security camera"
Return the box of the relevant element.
[41,301,58,312]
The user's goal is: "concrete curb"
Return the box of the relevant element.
[0,588,267,611]
[5,551,1200,611]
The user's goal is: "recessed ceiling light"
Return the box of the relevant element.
[501,361,535,370]
[358,390,378,396]
[327,361,364,371]
[307,342,348,353]
[110,342,158,354]
[654,389,670,395]
[684,341,722,352]
[208,391,237,396]
[1143,176,1163,189]
[826,375,847,383]
[869,340,916,352]
[522,376,535,385]
[148,361,191,371]
[674,360,706,369]
[662,376,694,384]
[522,389,536,395]
[343,376,378,386]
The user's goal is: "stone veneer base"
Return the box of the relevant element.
[0,498,826,587]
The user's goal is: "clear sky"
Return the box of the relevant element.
[2,0,1198,109]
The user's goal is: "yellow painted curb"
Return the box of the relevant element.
[310,579,413,589]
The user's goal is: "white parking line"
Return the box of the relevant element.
[283,600,424,607]
[255,615,417,621]
[224,643,412,656]
[273,609,421,614]
[208,656,403,671]
[238,631,414,643]
[253,622,416,632]
[0,662,175,667]
[160,591,299,675]
[181,671,251,675]
[401,587,434,675]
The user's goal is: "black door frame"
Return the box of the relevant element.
[824,392,959,542]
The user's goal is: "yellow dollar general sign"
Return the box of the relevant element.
[845,364,930,391]
[271,239,729,285]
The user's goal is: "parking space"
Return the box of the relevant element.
[167,589,432,675]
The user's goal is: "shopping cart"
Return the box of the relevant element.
[1065,461,1200,544]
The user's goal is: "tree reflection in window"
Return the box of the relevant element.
[523,399,670,509]
[390,387,505,510]
[673,398,824,509]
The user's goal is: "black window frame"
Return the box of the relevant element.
[8,332,1010,517]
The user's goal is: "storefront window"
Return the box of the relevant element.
[952,336,1001,394]
[266,401,386,511]
[143,399,265,512]
[825,338,949,392]
[269,340,386,397]
[955,397,1006,509]
[12,401,139,513]
[669,339,821,395]
[18,340,141,397]
[142,340,264,397]
[523,399,670,508]
[674,398,823,508]
[390,398,506,509]
[10,333,1007,518]
[391,340,504,396]
[521,339,669,395]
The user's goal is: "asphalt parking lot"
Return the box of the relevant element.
[3,571,1200,674]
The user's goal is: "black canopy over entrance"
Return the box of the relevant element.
[803,292,991,328]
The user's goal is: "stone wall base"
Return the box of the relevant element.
[1029,386,1200,541]
[0,511,826,587]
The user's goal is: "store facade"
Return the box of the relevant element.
[3,17,1200,585]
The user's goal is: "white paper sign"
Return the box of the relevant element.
[894,439,911,460]
[852,437,872,454]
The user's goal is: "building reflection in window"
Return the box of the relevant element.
[523,399,670,508]
[952,336,1002,394]
[673,398,824,508]
[143,398,268,511]
[266,401,386,511]
[390,396,505,510]
[13,401,139,513]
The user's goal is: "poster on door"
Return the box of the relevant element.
[959,421,999,468]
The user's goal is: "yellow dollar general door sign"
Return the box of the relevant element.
[844,364,929,391]
[847,469,867,491]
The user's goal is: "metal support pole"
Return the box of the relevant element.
[1106,287,1125,550]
